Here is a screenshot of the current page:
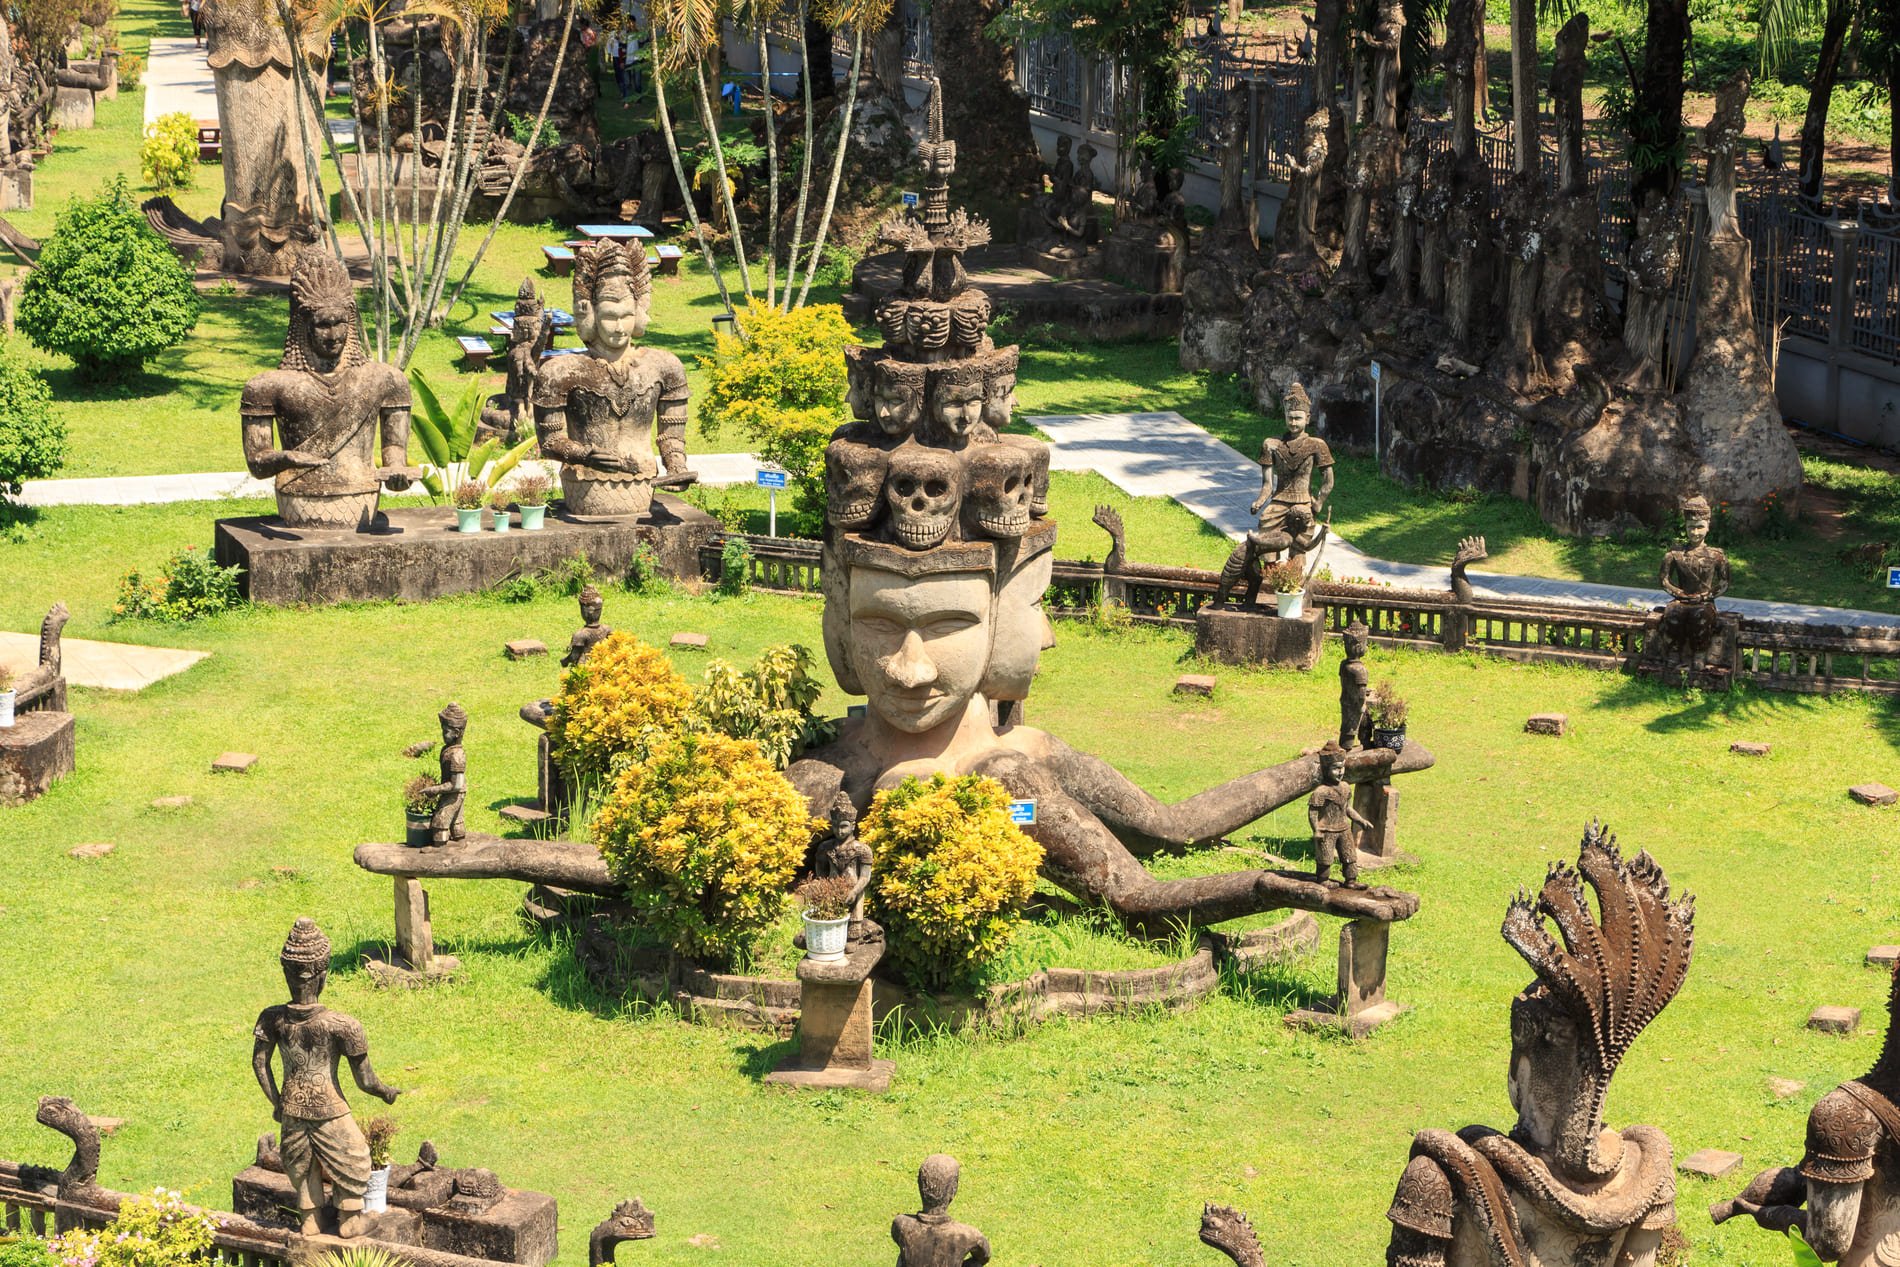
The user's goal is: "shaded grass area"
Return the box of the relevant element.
[2,501,1898,1266]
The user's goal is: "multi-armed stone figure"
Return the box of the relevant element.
[1384,823,1693,1267]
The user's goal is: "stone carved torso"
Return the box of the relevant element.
[241,361,409,498]
[253,1004,367,1122]
[534,347,686,486]
[1662,543,1727,600]
[1310,784,1353,831]
[1262,434,1333,506]
[891,1213,989,1267]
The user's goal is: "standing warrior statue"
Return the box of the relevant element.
[241,254,416,530]
[534,241,692,519]
[1384,823,1693,1267]
[1278,107,1330,257]
[253,919,402,1239]
[520,586,614,730]
[422,703,468,845]
[1309,741,1372,886]
[1339,622,1370,749]
[1249,383,1335,549]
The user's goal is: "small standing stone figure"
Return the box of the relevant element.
[892,1155,991,1267]
[817,790,877,940]
[252,919,402,1238]
[1339,622,1370,749]
[1658,493,1731,668]
[422,703,467,845]
[1250,383,1335,544]
[1309,741,1372,886]
[521,587,614,730]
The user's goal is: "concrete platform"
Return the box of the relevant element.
[215,496,718,606]
[0,634,207,691]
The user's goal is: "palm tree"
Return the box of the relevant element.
[1759,0,1857,205]
[796,0,894,306]
[646,0,738,311]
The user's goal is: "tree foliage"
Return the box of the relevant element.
[140,112,199,194]
[0,349,64,497]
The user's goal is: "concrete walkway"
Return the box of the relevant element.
[0,633,207,690]
[1032,410,1900,631]
[144,36,217,126]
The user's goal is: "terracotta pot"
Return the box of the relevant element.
[405,812,433,847]
[802,911,849,962]
[1275,590,1306,619]
[520,504,547,530]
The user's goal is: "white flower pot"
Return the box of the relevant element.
[802,911,849,962]
[364,1166,390,1213]
[455,508,484,533]
[1275,590,1306,619]
[0,689,13,728]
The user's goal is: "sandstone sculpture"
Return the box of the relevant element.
[1198,1203,1265,1266]
[1339,621,1370,749]
[240,254,416,530]
[892,1155,990,1267]
[481,278,554,443]
[533,242,691,519]
[252,918,402,1237]
[422,703,468,845]
[1656,492,1731,671]
[588,1198,656,1266]
[12,600,69,713]
[1309,740,1371,885]
[1383,822,1693,1267]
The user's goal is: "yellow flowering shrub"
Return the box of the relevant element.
[548,632,694,785]
[861,774,1044,992]
[592,730,815,964]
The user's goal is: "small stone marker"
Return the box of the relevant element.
[85,1116,126,1136]
[670,632,709,650]
[402,740,434,758]
[1868,946,1900,968]
[150,795,192,809]
[499,805,551,827]
[1809,1005,1862,1034]
[1730,741,1771,757]
[504,638,548,660]
[68,842,114,859]
[1524,713,1568,737]
[1679,1148,1744,1178]
[1768,1078,1807,1099]
[211,752,258,774]
[1173,674,1217,697]
[1849,783,1898,807]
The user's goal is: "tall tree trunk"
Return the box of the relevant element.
[932,0,1041,235]
[782,0,817,309]
[1509,0,1537,178]
[758,19,778,308]
[1798,0,1852,206]
[1631,0,1689,209]
[652,32,736,313]
[797,25,862,306]
[805,14,834,98]
[693,59,754,296]
[1889,48,1899,204]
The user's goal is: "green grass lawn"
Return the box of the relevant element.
[1,500,1897,1267]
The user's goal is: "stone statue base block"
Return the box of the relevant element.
[1194,604,1326,670]
[214,496,717,607]
[1023,246,1098,280]
[1101,222,1185,295]
[364,952,462,987]
[0,710,75,806]
[1285,998,1411,1039]
[236,1165,558,1265]
[764,1057,897,1093]
[767,941,893,1094]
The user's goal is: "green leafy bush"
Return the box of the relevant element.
[19,176,201,383]
[717,536,752,596]
[861,774,1044,992]
[140,112,197,193]
[697,300,853,534]
[0,351,64,497]
[115,51,144,89]
[113,546,244,622]
[51,1187,222,1267]
[0,1235,56,1267]
[687,644,832,768]
[591,729,815,965]
[548,631,694,786]
[505,112,561,149]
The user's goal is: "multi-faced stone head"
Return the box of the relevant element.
[883,442,962,550]
[910,303,951,355]
[949,289,991,352]
[876,298,911,348]
[844,345,881,423]
[872,359,928,440]
[981,347,1019,433]
[825,435,889,531]
[845,545,994,734]
[962,442,1032,540]
[980,523,1057,705]
[280,916,332,1004]
[573,241,653,355]
[929,362,987,448]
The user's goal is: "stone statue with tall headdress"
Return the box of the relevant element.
[533,241,692,519]
[240,252,415,530]
[1384,822,1693,1267]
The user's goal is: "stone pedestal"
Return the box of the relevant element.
[365,876,460,985]
[214,496,717,607]
[1351,781,1413,870]
[1022,244,1097,279]
[1286,918,1409,1038]
[236,1166,556,1265]
[0,166,33,212]
[765,938,894,1093]
[0,710,75,806]
[1100,221,1184,294]
[1194,604,1326,670]
[53,86,94,130]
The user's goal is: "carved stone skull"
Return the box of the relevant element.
[883,443,962,550]
[876,298,911,348]
[962,442,1031,540]
[825,436,888,531]
[909,302,951,355]
[999,433,1050,518]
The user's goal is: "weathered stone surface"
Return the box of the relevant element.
[212,752,258,774]
[1524,713,1569,737]
[669,632,709,650]
[1173,673,1217,697]
[214,497,717,607]
[151,795,193,809]
[0,709,75,806]
[1767,1077,1806,1098]
[1870,946,1900,968]
[68,842,114,859]
[1194,604,1327,670]
[1849,783,1898,807]
[498,805,551,827]
[1730,741,1771,757]
[504,639,547,660]
[1808,1005,1861,1034]
[1680,1148,1744,1178]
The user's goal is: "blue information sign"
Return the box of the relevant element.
[902,191,919,208]
[1890,566,1900,589]
[1008,799,1037,826]
[755,468,790,489]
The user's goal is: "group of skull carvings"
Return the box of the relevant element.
[831,345,1049,552]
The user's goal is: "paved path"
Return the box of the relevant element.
[1033,410,1900,631]
[16,454,764,507]
[144,36,217,126]
[0,633,207,690]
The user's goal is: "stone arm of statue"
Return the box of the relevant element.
[658,397,689,476]
[535,404,596,467]
[346,1052,402,1105]
[966,1234,991,1267]
[1711,551,1732,600]
[377,405,416,491]
[1804,1180,1864,1261]
[1250,446,1275,515]
[241,409,327,478]
[252,1034,284,1122]
[1658,554,1695,602]
[1312,464,1335,514]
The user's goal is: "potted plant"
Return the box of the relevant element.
[1265,559,1308,619]
[488,487,512,533]
[796,874,856,963]
[452,480,486,532]
[403,775,435,847]
[361,1115,399,1213]
[0,666,13,729]
[1367,683,1409,753]
[514,474,550,530]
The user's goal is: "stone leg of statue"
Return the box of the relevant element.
[968,749,1418,932]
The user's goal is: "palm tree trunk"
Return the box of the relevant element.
[693,59,754,296]
[1798,0,1852,206]
[783,0,816,309]
[758,18,778,308]
[797,25,862,306]
[652,29,736,313]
